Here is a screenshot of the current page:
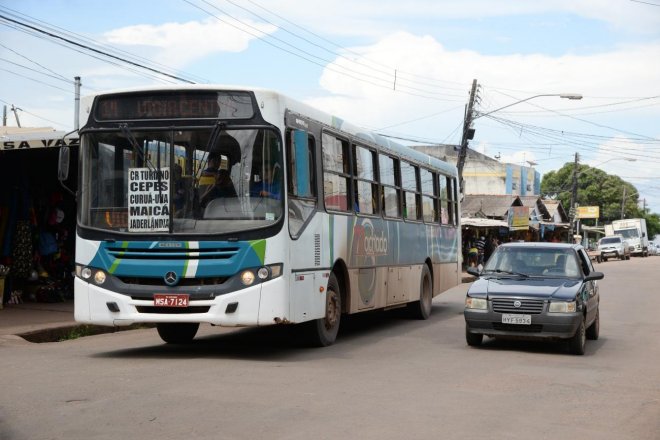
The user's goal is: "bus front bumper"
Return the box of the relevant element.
[74,276,288,327]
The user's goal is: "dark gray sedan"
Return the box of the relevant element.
[464,242,604,355]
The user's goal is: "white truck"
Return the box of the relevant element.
[605,218,649,257]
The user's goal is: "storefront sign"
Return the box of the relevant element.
[508,206,529,230]
[1,137,79,150]
[128,167,170,232]
[577,206,599,219]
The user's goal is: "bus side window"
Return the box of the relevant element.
[322,133,350,212]
[287,129,315,198]
[379,154,400,219]
[287,129,317,238]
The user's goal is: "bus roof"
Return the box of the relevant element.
[81,84,457,176]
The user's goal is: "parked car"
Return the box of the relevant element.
[649,242,658,256]
[464,242,604,355]
[598,235,630,261]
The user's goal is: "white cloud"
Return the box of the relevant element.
[103,17,277,67]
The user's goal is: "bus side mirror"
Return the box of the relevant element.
[58,146,70,181]
[292,129,312,197]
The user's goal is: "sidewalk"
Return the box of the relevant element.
[0,300,76,338]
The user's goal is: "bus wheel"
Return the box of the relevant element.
[307,273,342,347]
[408,265,432,320]
[156,323,199,344]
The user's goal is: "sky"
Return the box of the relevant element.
[1,0,660,212]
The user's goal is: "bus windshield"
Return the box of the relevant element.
[79,127,283,235]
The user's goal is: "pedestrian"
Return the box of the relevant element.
[475,235,486,265]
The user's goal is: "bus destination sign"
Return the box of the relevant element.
[95,92,254,121]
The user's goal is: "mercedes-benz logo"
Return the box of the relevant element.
[513,300,522,308]
[164,271,178,286]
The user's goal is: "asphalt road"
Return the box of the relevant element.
[1,256,659,440]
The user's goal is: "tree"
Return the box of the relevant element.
[541,162,650,227]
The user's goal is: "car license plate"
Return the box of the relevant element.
[501,314,531,325]
[154,294,189,307]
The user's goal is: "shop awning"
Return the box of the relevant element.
[1,127,78,151]
[461,218,508,228]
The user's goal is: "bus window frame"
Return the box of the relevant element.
[401,160,422,223]
[420,167,439,224]
[379,153,402,220]
[321,131,352,214]
[352,143,380,217]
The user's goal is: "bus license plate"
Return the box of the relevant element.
[154,294,189,307]
[501,314,531,325]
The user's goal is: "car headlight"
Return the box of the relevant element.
[549,301,577,313]
[465,297,488,310]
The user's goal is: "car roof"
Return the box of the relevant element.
[497,242,582,251]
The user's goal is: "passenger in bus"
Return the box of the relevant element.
[251,165,281,200]
[200,169,237,208]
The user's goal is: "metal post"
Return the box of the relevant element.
[2,105,6,126]
[74,76,81,130]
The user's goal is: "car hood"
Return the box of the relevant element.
[468,276,582,300]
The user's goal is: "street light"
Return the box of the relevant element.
[458,91,583,193]
[474,93,583,119]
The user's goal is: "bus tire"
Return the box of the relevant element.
[306,272,342,347]
[156,322,199,344]
[408,265,432,320]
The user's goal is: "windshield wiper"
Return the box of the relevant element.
[119,124,155,172]
[483,269,529,278]
[194,122,225,191]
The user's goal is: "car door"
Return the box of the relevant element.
[577,248,599,326]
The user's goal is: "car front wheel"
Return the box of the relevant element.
[568,319,586,355]
[466,327,483,347]
[586,309,600,340]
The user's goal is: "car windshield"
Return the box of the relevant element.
[600,237,621,245]
[483,247,582,278]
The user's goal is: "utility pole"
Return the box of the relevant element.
[11,105,21,127]
[457,79,478,195]
[74,76,81,130]
[569,152,579,241]
[2,105,6,126]
[621,186,627,219]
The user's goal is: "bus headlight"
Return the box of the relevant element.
[257,267,270,280]
[79,266,92,280]
[94,270,107,285]
[241,270,256,286]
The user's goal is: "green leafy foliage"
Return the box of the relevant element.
[541,162,658,237]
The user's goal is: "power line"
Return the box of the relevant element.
[0,97,69,127]
[183,0,465,101]
[0,66,73,93]
[0,42,69,82]
[242,0,470,90]
[0,5,210,84]
[0,12,195,84]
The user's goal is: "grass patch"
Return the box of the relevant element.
[19,323,154,343]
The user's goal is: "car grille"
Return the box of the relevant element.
[492,298,544,314]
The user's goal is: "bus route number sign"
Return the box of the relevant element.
[154,294,189,308]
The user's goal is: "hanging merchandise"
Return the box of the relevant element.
[10,220,33,278]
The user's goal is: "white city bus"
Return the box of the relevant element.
[63,85,461,346]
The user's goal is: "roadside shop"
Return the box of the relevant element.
[0,127,78,307]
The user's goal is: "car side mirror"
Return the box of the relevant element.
[467,266,481,277]
[584,271,604,281]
